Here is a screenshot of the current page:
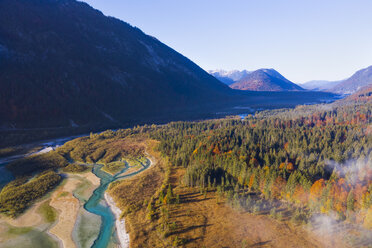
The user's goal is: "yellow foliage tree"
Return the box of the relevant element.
[364,207,372,229]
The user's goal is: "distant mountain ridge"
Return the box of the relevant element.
[300,80,342,91]
[230,69,304,91]
[208,69,251,85]
[300,65,372,94]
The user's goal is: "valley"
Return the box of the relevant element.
[0,90,339,149]
[0,0,371,247]
[0,92,371,247]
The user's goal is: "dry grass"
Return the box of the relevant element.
[167,190,320,247]
[0,200,46,228]
[49,178,81,248]
[107,139,168,247]
[58,135,146,164]
[148,167,326,248]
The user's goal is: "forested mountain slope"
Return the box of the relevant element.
[343,84,372,103]
[0,0,233,129]
[330,65,372,94]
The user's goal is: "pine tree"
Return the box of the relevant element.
[347,190,355,212]
[166,184,173,204]
[147,202,154,220]
[159,191,164,205]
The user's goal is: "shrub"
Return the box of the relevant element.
[62,163,87,173]
[0,170,62,217]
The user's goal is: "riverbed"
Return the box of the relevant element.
[80,158,151,248]
[0,135,152,248]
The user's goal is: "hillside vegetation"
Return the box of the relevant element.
[151,100,372,225]
[94,97,372,246]
[0,171,61,217]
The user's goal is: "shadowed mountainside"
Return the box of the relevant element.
[0,0,236,129]
[0,0,338,143]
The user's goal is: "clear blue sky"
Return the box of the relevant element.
[82,0,372,83]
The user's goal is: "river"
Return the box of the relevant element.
[0,134,151,248]
[84,159,151,248]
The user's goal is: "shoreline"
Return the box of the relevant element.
[49,178,80,248]
[104,192,130,248]
[47,229,64,248]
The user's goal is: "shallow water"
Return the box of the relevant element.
[0,226,59,248]
[84,158,151,248]
[0,134,83,190]
[0,164,14,189]
[73,208,101,248]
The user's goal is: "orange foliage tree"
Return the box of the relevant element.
[310,179,325,202]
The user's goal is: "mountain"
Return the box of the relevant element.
[0,0,234,129]
[342,84,372,103]
[230,69,304,91]
[330,65,372,94]
[300,80,342,91]
[208,70,251,85]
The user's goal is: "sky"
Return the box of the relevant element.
[82,0,372,83]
